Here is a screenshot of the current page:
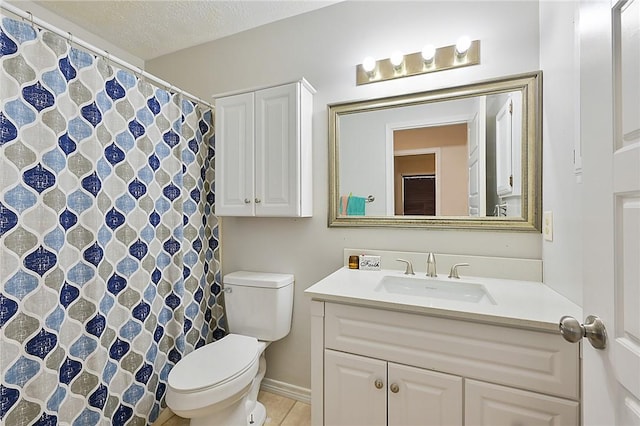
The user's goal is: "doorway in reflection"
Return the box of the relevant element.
[393,124,468,216]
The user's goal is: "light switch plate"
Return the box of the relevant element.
[543,211,553,241]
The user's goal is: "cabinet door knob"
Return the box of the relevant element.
[244,198,251,204]
[255,198,261,204]
[390,383,399,393]
[374,379,384,389]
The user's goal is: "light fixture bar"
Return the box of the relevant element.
[356,40,480,86]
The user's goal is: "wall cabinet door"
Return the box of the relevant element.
[495,97,514,197]
[388,363,463,426]
[215,92,255,216]
[324,350,387,426]
[465,379,579,426]
[494,91,523,205]
[214,80,313,217]
[254,83,300,216]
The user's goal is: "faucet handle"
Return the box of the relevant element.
[448,263,470,279]
[396,258,415,275]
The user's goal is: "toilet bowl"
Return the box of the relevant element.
[165,271,294,426]
[166,334,267,426]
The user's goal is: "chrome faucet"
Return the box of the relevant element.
[426,252,437,277]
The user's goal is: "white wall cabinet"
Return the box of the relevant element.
[494,92,523,217]
[214,79,314,217]
[311,302,580,426]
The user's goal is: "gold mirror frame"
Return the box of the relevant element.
[328,71,542,231]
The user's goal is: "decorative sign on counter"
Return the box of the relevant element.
[359,255,381,270]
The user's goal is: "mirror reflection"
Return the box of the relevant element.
[329,72,541,231]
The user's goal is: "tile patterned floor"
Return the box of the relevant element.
[156,391,310,426]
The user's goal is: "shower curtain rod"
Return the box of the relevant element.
[1,2,215,109]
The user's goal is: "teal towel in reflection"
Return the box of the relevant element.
[347,196,366,216]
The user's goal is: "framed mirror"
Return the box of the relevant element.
[328,71,542,231]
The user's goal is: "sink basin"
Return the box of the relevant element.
[375,275,496,305]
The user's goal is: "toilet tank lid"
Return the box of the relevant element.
[223,271,294,288]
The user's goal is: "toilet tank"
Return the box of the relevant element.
[223,271,294,341]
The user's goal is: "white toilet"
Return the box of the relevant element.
[166,271,294,426]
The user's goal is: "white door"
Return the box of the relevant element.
[581,0,640,424]
[468,96,487,216]
[388,362,462,426]
[214,92,255,216]
[254,83,300,216]
[324,349,386,426]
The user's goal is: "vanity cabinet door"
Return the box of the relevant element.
[465,379,579,426]
[324,349,387,426]
[388,363,463,426]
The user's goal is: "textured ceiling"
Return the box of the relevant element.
[31,1,339,60]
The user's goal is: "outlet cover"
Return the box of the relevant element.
[543,211,553,241]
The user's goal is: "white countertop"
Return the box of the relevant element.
[305,267,583,333]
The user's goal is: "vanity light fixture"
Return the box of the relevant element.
[362,56,376,77]
[356,38,480,86]
[390,50,404,71]
[455,36,472,56]
[421,44,436,64]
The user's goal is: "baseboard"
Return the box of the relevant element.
[152,407,175,425]
[260,378,311,404]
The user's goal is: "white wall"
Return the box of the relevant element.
[148,1,545,391]
[539,2,583,305]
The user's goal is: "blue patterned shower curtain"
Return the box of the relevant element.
[0,15,225,425]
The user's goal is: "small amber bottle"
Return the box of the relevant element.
[348,255,359,269]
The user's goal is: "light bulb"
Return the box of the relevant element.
[456,36,471,55]
[421,44,436,62]
[362,56,376,73]
[390,51,404,68]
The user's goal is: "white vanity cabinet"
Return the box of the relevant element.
[311,302,580,426]
[325,349,463,426]
[214,79,314,217]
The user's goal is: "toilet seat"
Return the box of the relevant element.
[168,334,260,394]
